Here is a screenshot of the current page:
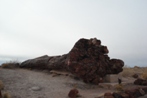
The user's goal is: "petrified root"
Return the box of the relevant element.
[20,38,124,84]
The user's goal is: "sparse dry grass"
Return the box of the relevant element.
[114,84,124,92]
[1,61,20,69]
[120,68,135,77]
[120,66,147,79]
[0,80,4,90]
[141,72,147,80]
[2,92,11,98]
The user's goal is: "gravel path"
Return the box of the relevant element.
[0,68,112,98]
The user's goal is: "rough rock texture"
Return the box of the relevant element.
[107,87,147,98]
[134,78,147,86]
[68,88,79,98]
[104,92,114,98]
[20,38,124,84]
[0,90,2,98]
[132,74,139,78]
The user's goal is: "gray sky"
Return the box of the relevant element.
[0,0,147,67]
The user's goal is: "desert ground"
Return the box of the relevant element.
[0,66,147,98]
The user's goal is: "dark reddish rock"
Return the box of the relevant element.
[112,87,147,98]
[134,78,147,86]
[20,55,51,69]
[104,92,112,96]
[104,96,114,98]
[120,93,129,98]
[112,92,122,98]
[134,78,144,85]
[124,90,135,98]
[142,81,147,85]
[104,92,114,98]
[132,74,138,78]
[68,88,79,98]
[139,88,145,96]
[20,38,124,84]
[142,87,147,93]
[134,89,142,98]
[127,88,143,98]
[0,90,2,98]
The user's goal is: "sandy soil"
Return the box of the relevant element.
[1,68,147,98]
[0,68,114,98]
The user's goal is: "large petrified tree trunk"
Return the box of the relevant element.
[20,38,124,84]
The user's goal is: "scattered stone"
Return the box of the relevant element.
[104,92,114,98]
[112,92,122,98]
[142,87,147,93]
[68,88,79,98]
[125,90,135,98]
[120,92,129,98]
[134,89,143,97]
[139,88,145,96]
[104,92,112,96]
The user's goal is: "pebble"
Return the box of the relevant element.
[30,86,41,91]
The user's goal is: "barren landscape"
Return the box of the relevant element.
[0,66,147,98]
[0,38,147,98]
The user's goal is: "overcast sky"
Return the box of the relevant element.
[0,0,147,67]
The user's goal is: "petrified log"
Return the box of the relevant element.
[20,38,124,84]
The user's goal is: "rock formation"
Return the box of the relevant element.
[20,38,124,84]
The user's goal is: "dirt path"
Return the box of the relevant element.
[0,68,113,98]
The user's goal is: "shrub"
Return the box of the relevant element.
[1,61,20,69]
[2,92,11,98]
[114,84,124,92]
[120,68,135,77]
[141,73,147,80]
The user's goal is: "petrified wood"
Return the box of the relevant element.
[20,38,124,84]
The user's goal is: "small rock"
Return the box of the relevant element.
[142,87,147,93]
[132,74,138,78]
[68,88,79,98]
[134,78,144,85]
[104,92,112,96]
[112,92,122,98]
[120,93,129,98]
[104,92,114,98]
[31,86,41,91]
[139,88,145,96]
